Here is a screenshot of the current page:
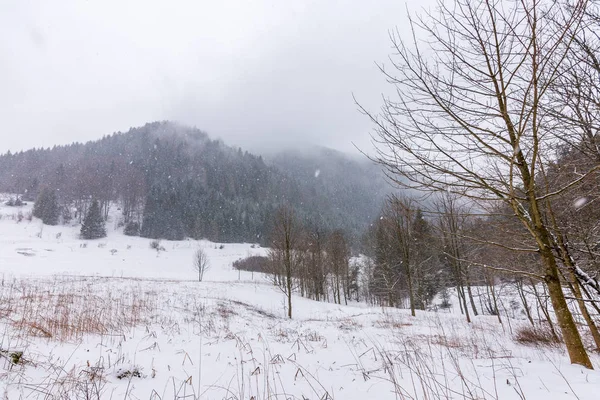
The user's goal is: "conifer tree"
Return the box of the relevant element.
[80,200,106,239]
[32,188,60,225]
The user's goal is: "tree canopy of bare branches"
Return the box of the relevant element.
[194,248,210,282]
[361,0,598,368]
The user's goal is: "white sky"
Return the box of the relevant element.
[0,0,427,155]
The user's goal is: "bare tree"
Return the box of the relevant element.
[360,0,596,368]
[326,230,351,305]
[305,226,328,302]
[194,248,210,282]
[269,206,300,318]
[435,194,474,323]
[386,195,419,316]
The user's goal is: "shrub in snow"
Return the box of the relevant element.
[515,326,561,346]
[0,349,24,365]
[439,299,452,310]
[10,351,23,365]
[80,200,107,240]
[439,289,452,310]
[123,221,140,236]
[4,197,23,207]
[61,206,72,224]
[149,239,166,253]
[233,255,269,273]
[115,366,144,380]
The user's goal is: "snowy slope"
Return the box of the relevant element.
[0,199,599,399]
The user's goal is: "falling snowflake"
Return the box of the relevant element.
[573,197,588,209]
[314,169,321,178]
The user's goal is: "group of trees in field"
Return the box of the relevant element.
[264,194,522,322]
[365,195,439,315]
[32,186,106,239]
[263,206,358,318]
[358,0,600,369]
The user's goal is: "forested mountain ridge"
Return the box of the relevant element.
[0,121,389,243]
[267,145,390,240]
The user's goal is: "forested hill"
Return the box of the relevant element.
[0,121,389,243]
[267,146,390,240]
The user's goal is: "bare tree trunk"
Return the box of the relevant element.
[545,203,599,359]
[406,262,416,317]
[542,248,592,368]
[460,282,471,323]
[485,271,502,325]
[465,267,479,317]
[580,282,600,316]
[516,279,535,327]
[555,235,600,351]
[271,206,298,319]
[569,271,600,352]
[531,278,560,341]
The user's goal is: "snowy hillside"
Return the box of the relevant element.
[0,199,599,399]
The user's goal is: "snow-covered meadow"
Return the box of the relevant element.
[0,199,599,399]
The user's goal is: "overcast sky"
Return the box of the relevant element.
[0,0,426,156]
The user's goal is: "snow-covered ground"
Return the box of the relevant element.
[0,198,599,399]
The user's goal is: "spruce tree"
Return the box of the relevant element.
[33,188,60,225]
[81,200,106,239]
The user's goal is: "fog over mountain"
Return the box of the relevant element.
[0,121,391,243]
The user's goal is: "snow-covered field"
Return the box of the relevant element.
[0,199,599,399]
